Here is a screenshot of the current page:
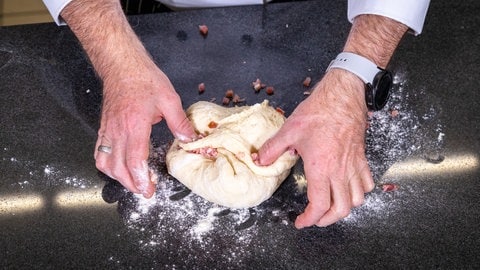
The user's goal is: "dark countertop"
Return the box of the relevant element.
[1,1,479,269]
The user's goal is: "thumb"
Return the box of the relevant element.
[164,106,197,143]
[256,131,290,166]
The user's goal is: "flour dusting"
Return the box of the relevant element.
[341,71,444,226]
[108,71,443,267]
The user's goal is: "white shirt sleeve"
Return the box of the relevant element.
[347,0,430,35]
[156,0,267,9]
[44,0,272,25]
[42,0,73,25]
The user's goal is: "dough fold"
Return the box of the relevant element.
[166,100,298,208]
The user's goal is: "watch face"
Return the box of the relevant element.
[369,70,392,111]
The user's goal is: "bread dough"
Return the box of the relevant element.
[166,100,298,208]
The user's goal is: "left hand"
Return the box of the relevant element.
[255,69,375,228]
[94,68,197,199]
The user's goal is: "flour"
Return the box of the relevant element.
[133,193,158,214]
[114,71,443,267]
[341,187,405,227]
[125,159,259,245]
[117,143,264,268]
[44,165,53,175]
[191,207,223,238]
[5,157,95,190]
[365,73,444,181]
[341,72,444,227]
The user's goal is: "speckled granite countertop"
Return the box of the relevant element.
[1,1,479,269]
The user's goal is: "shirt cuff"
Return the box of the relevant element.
[42,0,73,25]
[347,0,430,35]
[155,0,268,8]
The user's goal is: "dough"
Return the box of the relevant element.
[166,100,298,208]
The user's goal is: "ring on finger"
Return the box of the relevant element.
[97,145,112,154]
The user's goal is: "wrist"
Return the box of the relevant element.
[343,14,408,68]
[319,69,367,113]
[326,52,392,111]
[101,54,158,87]
[62,0,157,85]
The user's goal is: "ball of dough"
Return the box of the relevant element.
[166,100,298,208]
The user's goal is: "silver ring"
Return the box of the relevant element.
[97,145,112,154]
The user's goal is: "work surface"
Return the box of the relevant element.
[1,1,479,269]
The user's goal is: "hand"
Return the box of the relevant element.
[59,0,197,198]
[94,67,196,198]
[256,69,375,228]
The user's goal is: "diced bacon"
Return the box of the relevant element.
[275,107,285,115]
[225,89,234,98]
[303,76,312,87]
[381,183,398,192]
[390,109,399,118]
[222,97,230,106]
[266,86,274,95]
[236,152,245,159]
[252,78,265,92]
[232,94,245,104]
[188,147,218,159]
[208,121,218,128]
[199,24,208,36]
[198,82,205,94]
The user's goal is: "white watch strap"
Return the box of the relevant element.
[326,52,381,85]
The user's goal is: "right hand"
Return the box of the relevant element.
[255,69,375,228]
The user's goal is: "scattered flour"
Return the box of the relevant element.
[4,156,96,190]
[1,71,443,267]
[365,73,444,180]
[44,165,52,175]
[114,72,444,268]
[191,207,222,238]
[342,72,444,227]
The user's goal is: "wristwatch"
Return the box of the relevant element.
[326,52,392,111]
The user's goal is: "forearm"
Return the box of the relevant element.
[61,0,156,87]
[343,14,409,69]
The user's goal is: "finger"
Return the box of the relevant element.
[294,164,331,229]
[359,162,375,192]
[315,176,351,227]
[346,158,369,207]
[348,175,365,207]
[125,124,156,198]
[163,100,197,142]
[94,132,112,159]
[95,138,141,194]
[128,159,156,198]
[110,154,141,194]
[256,128,292,166]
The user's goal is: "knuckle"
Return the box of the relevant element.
[163,90,181,102]
[311,201,330,214]
[95,159,108,172]
[123,158,135,169]
[352,196,365,207]
[335,206,351,219]
[257,140,272,157]
[365,180,375,192]
[125,159,140,172]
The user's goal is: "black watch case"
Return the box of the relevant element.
[365,69,392,111]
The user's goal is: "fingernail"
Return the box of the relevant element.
[294,221,304,229]
[149,168,158,184]
[288,148,298,156]
[142,190,154,199]
[175,132,197,143]
[133,161,150,194]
